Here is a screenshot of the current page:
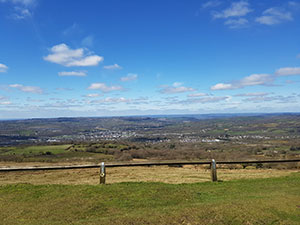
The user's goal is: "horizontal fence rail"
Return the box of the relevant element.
[1,159,300,172]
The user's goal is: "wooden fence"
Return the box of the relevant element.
[0,159,300,184]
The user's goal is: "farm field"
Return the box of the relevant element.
[0,173,300,225]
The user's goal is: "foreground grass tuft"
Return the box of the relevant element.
[1,173,300,225]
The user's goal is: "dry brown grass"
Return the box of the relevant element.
[0,163,298,185]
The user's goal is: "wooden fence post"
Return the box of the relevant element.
[100,162,106,184]
[211,159,217,182]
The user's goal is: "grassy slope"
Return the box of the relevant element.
[0,173,300,225]
[0,145,114,163]
[0,145,71,156]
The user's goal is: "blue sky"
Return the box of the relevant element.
[1,0,300,118]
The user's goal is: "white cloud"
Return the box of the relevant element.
[172,82,183,87]
[0,101,12,105]
[239,74,274,86]
[256,7,292,25]
[175,96,229,104]
[275,67,300,76]
[195,96,229,103]
[101,97,129,103]
[159,82,195,94]
[120,73,138,82]
[44,43,103,67]
[9,84,43,94]
[211,74,274,90]
[85,93,100,98]
[202,0,221,9]
[224,18,248,28]
[88,96,150,105]
[0,63,8,73]
[243,95,297,103]
[211,83,234,90]
[212,1,252,19]
[87,83,123,92]
[188,93,208,97]
[235,92,269,97]
[88,97,130,105]
[103,64,122,70]
[58,71,87,77]
[0,95,11,105]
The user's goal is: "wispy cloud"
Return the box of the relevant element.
[84,93,101,98]
[26,97,44,103]
[173,96,229,105]
[0,101,12,105]
[81,35,94,47]
[1,0,36,20]
[88,96,149,105]
[58,71,87,77]
[275,67,300,76]
[120,73,138,82]
[288,1,300,7]
[9,84,43,94]
[0,0,36,5]
[224,18,248,28]
[212,1,252,19]
[87,83,123,92]
[11,6,31,19]
[62,23,82,36]
[0,95,11,105]
[103,64,122,70]
[159,82,195,94]
[202,0,221,9]
[89,97,130,104]
[243,95,298,103]
[0,63,8,73]
[256,7,292,25]
[44,43,103,67]
[235,92,269,97]
[188,92,208,97]
[211,74,274,90]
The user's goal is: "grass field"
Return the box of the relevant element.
[0,144,114,163]
[0,165,298,185]
[0,173,300,225]
[0,145,71,156]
